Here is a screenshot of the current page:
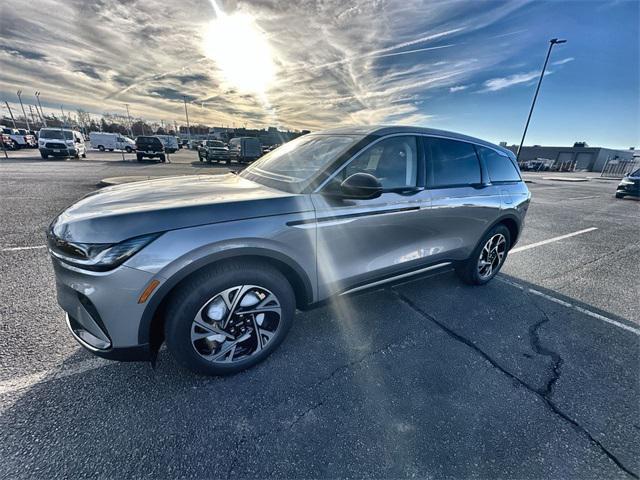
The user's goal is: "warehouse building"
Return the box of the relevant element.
[503,143,636,172]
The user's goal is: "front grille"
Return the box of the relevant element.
[45,142,66,149]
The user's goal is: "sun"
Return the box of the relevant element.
[202,2,276,95]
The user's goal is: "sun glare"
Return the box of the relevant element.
[203,2,276,95]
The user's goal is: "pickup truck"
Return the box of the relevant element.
[198,139,231,163]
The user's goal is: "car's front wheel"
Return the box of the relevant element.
[456,225,511,285]
[164,261,295,375]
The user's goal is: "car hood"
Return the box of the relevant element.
[51,173,312,243]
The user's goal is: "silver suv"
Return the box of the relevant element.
[48,126,530,375]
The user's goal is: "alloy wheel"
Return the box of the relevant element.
[477,233,506,280]
[191,285,281,363]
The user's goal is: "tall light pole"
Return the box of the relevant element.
[28,104,37,128]
[124,103,134,138]
[183,95,192,146]
[4,101,17,128]
[516,38,567,161]
[16,90,30,130]
[35,91,47,127]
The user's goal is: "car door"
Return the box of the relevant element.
[311,134,434,298]
[420,136,502,261]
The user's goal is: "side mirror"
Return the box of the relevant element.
[339,172,383,200]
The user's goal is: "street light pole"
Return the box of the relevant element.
[124,103,134,138]
[35,91,47,127]
[16,90,30,131]
[516,38,567,162]
[4,101,17,128]
[183,96,192,147]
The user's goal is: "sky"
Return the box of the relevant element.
[0,0,638,148]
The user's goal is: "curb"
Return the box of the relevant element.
[98,176,164,187]
[542,177,589,182]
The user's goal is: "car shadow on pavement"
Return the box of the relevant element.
[1,271,638,479]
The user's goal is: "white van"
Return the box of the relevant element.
[228,137,261,163]
[155,135,179,153]
[89,132,136,152]
[38,128,87,159]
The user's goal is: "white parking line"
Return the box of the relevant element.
[510,227,598,254]
[1,245,47,252]
[496,277,640,336]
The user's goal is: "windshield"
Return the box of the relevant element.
[207,140,225,148]
[239,134,360,192]
[40,129,73,140]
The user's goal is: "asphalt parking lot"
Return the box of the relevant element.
[0,150,638,479]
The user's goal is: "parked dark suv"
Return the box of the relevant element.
[135,136,166,162]
[48,126,530,376]
[615,168,640,198]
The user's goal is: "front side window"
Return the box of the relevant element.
[425,137,481,187]
[240,134,360,192]
[477,145,520,183]
[342,135,419,189]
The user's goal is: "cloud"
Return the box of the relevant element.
[0,0,533,130]
[449,85,469,93]
[552,57,575,66]
[481,70,551,92]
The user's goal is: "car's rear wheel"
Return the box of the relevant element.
[164,261,295,376]
[456,225,510,285]
[98,145,105,151]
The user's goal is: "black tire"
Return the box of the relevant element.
[41,153,48,159]
[164,260,295,376]
[136,153,143,162]
[81,152,87,158]
[98,145,105,151]
[160,154,166,162]
[125,146,132,153]
[108,149,114,152]
[456,224,511,285]
[615,192,624,199]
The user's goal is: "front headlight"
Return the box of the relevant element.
[620,178,634,185]
[49,232,161,271]
[65,140,74,146]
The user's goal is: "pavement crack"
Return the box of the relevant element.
[527,302,563,398]
[393,290,638,479]
[224,331,419,478]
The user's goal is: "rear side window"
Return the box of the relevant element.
[477,145,520,182]
[425,137,481,187]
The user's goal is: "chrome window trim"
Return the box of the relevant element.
[314,132,510,193]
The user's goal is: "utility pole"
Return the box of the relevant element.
[517,38,567,161]
[183,96,192,146]
[28,104,37,128]
[60,105,68,128]
[4,101,17,128]
[124,103,134,138]
[16,90,30,130]
[35,91,47,127]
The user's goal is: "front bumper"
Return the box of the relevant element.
[616,182,640,197]
[52,256,157,360]
[40,147,77,157]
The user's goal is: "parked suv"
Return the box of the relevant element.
[48,126,530,375]
[198,139,231,163]
[135,136,166,162]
